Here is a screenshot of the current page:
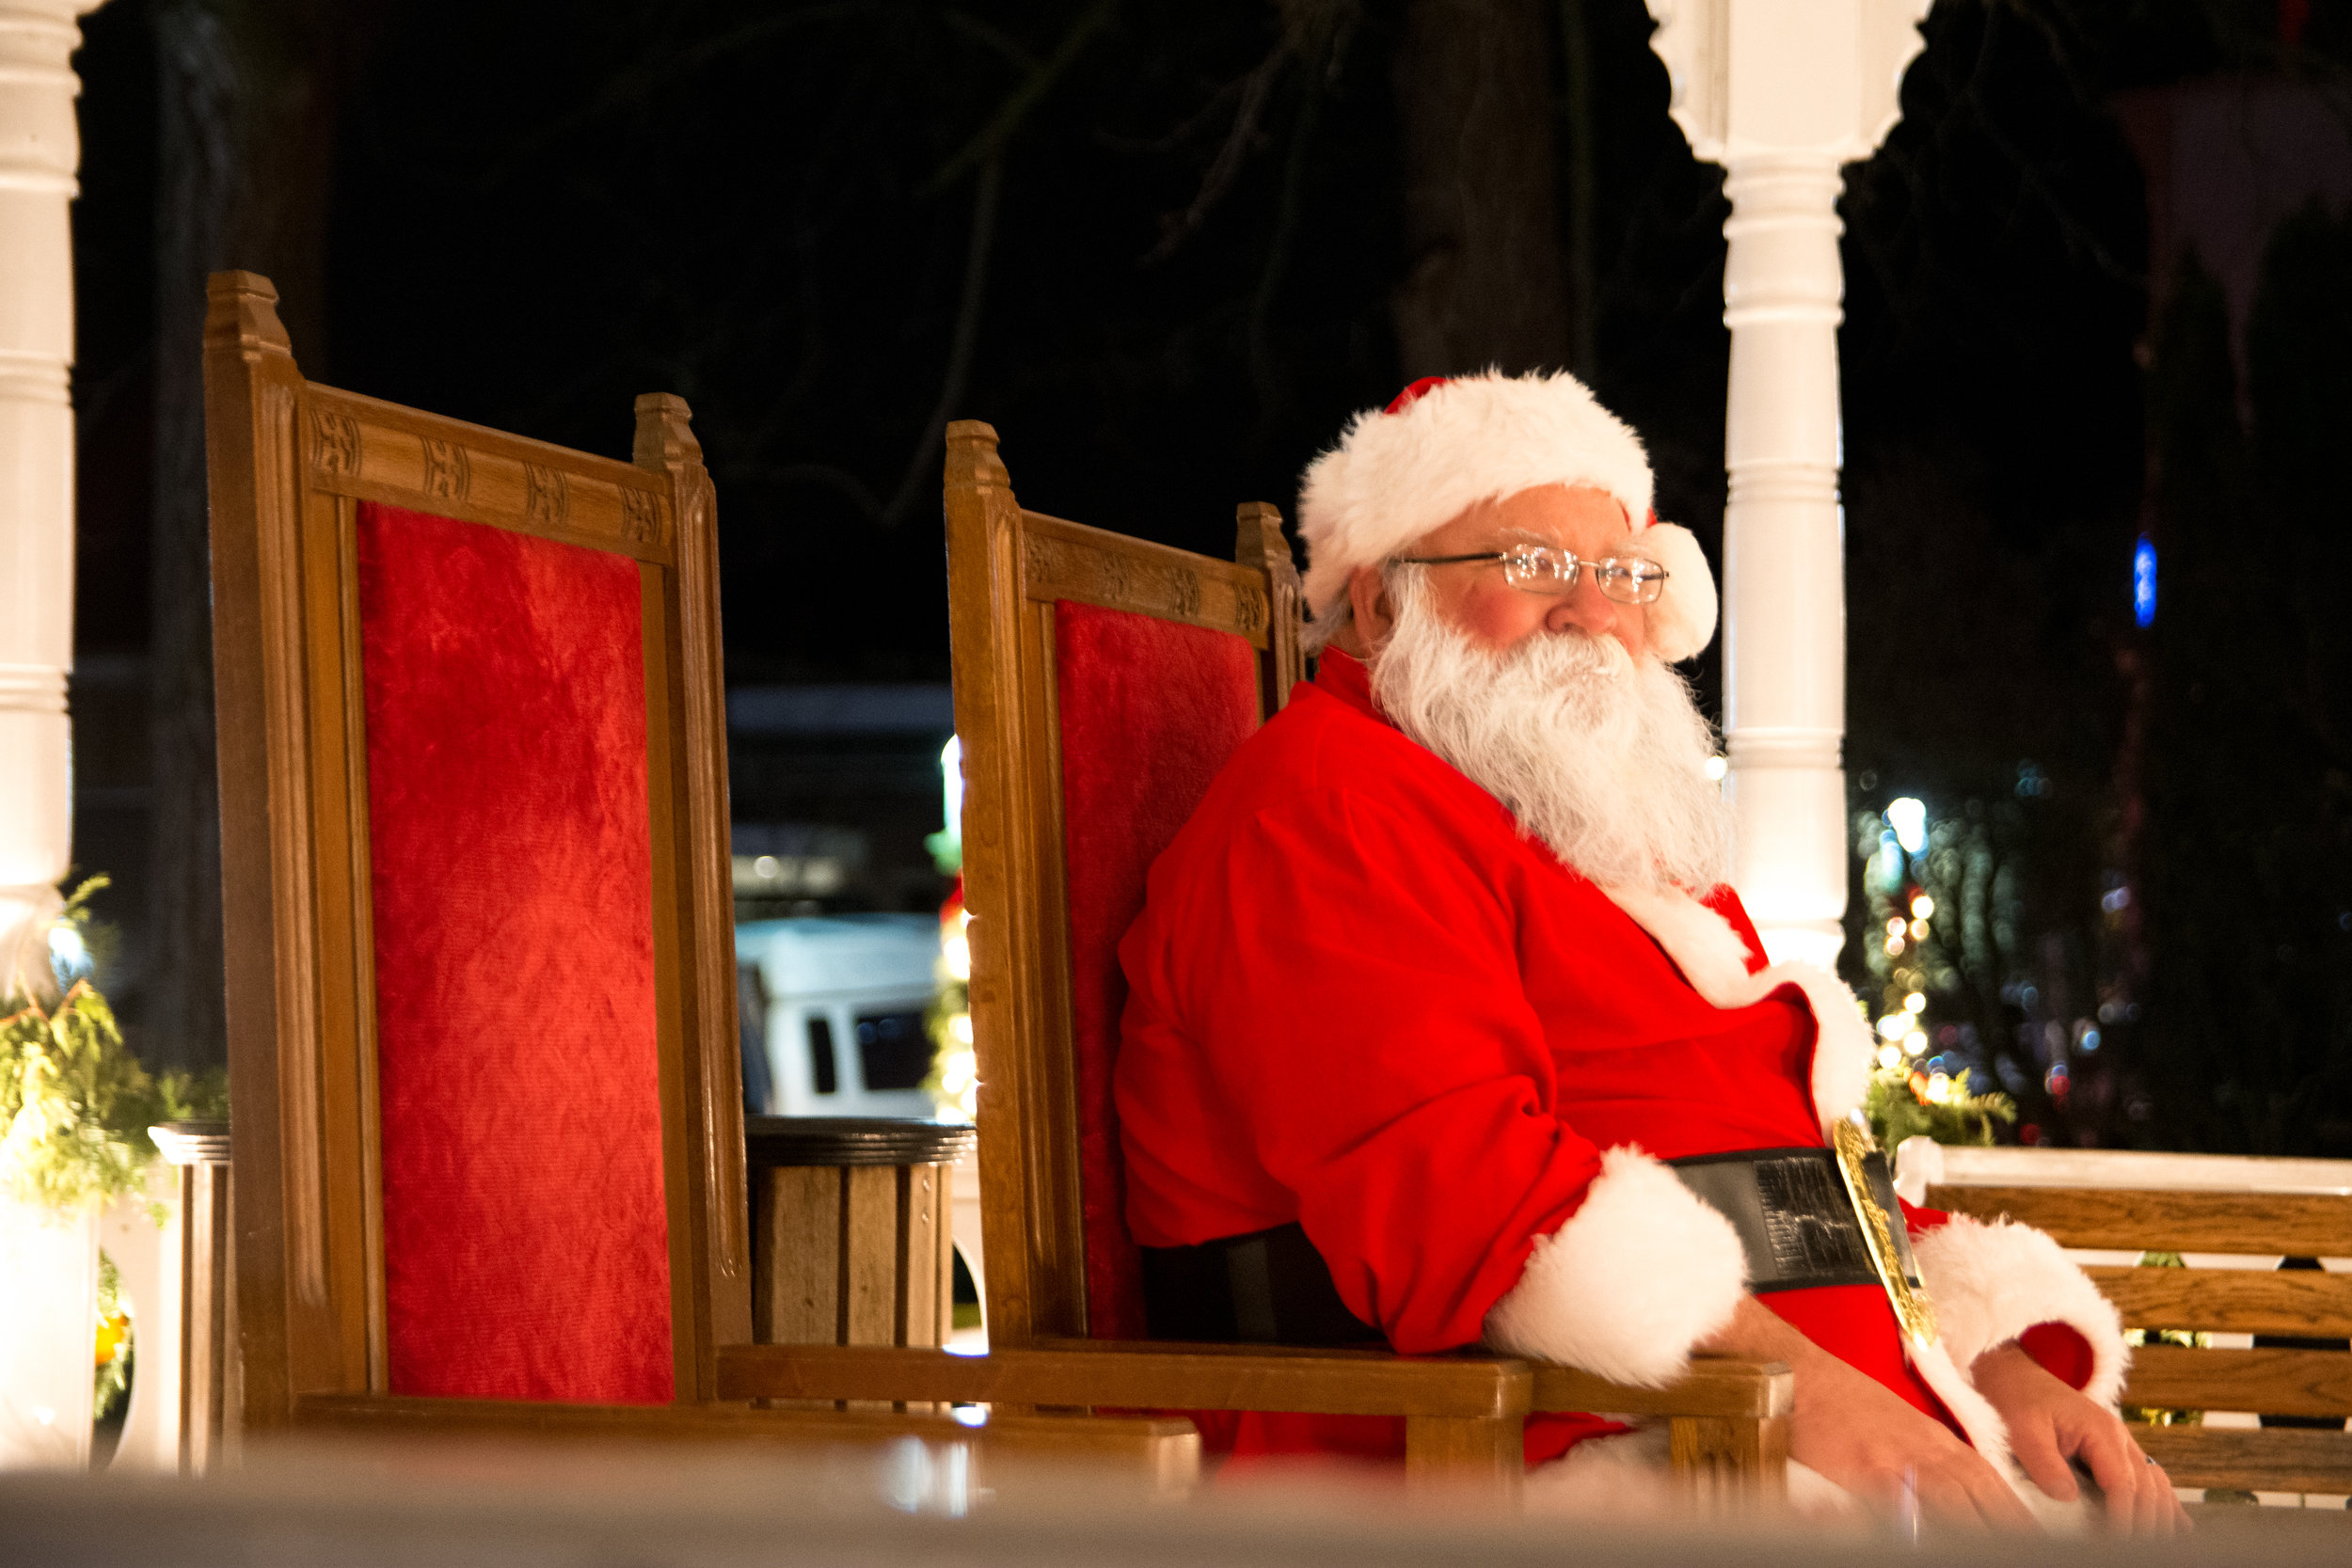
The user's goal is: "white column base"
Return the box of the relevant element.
[0,1193,99,1469]
[98,1165,182,1471]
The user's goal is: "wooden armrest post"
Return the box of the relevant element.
[1668,1413,1789,1507]
[1533,1356,1795,1511]
[1405,1416,1523,1503]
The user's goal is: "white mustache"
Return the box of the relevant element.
[1370,578,1729,894]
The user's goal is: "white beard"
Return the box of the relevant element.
[1368,577,1731,894]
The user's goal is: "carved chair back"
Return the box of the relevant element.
[203,271,749,1431]
[940,420,1303,1348]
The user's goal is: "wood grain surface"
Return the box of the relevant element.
[1404,1415,1522,1498]
[715,1342,1529,1418]
[2134,1424,2352,1494]
[2085,1266,2352,1337]
[290,1391,1200,1481]
[1533,1357,1794,1418]
[1924,1186,2352,1255]
[2123,1345,2352,1419]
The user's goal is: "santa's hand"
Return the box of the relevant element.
[1971,1341,2190,1535]
[1701,1296,2036,1529]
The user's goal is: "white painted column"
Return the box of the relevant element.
[1648,0,1928,967]
[0,0,103,992]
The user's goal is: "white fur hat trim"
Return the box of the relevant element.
[1297,371,1719,662]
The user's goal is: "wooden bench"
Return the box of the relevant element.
[1917,1157,2352,1499]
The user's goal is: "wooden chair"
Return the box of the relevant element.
[712,420,1792,1503]
[201,274,1192,1481]
[1919,1151,2352,1499]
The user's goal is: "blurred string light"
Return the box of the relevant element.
[942,912,970,984]
[925,736,965,875]
[2133,537,2157,629]
[941,736,963,831]
[928,739,977,1121]
[1852,795,2021,1147]
[47,924,90,986]
[1868,797,1939,1067]
[931,900,977,1120]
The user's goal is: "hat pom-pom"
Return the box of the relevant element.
[1641,522,1716,662]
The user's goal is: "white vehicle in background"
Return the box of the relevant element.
[737,914,942,1118]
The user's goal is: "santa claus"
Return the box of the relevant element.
[1113,371,2184,1529]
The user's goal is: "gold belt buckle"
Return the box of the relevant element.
[1830,1117,1940,1350]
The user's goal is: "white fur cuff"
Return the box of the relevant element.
[1913,1213,2130,1410]
[1484,1146,1748,1387]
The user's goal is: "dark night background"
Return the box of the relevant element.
[62,0,2352,1154]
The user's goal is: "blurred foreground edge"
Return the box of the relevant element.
[6,1433,2351,1568]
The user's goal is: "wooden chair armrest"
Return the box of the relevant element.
[713,1341,1528,1419]
[1530,1355,1793,1419]
[290,1392,1200,1476]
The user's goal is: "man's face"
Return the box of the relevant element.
[1346,483,1649,661]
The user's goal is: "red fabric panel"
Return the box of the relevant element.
[358,501,674,1403]
[1057,601,1262,1339]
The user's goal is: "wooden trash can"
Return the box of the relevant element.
[149,1119,235,1472]
[745,1117,977,1353]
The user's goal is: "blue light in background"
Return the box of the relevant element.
[2133,537,2157,627]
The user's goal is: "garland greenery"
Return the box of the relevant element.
[0,877,227,1216]
[94,1250,133,1422]
[1862,1060,2017,1150]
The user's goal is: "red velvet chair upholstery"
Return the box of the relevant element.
[357,499,693,1403]
[1057,600,1264,1342]
[204,277,1197,1480]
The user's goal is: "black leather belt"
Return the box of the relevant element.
[1138,1144,1926,1348]
[1138,1223,1378,1346]
[1668,1146,1925,1296]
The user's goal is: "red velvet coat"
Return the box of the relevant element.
[1116,651,2102,1467]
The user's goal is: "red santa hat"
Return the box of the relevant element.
[1296,370,1719,662]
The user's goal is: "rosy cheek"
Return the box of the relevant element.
[1463,591,1534,649]
[1616,611,1648,657]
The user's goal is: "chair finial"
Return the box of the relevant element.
[1233,503,1298,590]
[204,271,293,356]
[946,420,1010,490]
[632,393,703,471]
[1236,502,1305,711]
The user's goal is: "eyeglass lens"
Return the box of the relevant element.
[1500,549,1665,604]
